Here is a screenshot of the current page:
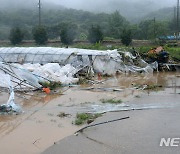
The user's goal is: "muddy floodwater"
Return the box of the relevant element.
[0,72,179,154]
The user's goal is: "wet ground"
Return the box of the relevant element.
[0,72,179,154]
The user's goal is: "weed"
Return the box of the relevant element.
[39,81,62,90]
[144,84,163,91]
[74,113,102,125]
[57,112,71,118]
[100,98,122,104]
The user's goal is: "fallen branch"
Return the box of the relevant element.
[75,116,129,134]
[33,138,41,145]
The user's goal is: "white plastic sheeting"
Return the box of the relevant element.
[22,63,79,85]
[0,47,107,65]
[0,62,80,90]
[0,62,42,90]
[0,73,21,113]
[0,47,158,75]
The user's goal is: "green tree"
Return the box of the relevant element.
[108,11,128,39]
[60,22,78,45]
[9,27,24,45]
[33,26,48,45]
[147,21,169,39]
[138,20,169,40]
[88,25,103,44]
[169,19,177,34]
[121,29,132,46]
[138,20,152,40]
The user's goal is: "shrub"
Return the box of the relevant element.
[121,29,132,46]
[33,26,48,45]
[60,23,77,45]
[9,27,24,45]
[88,25,103,44]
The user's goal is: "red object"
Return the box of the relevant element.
[43,88,51,94]
[98,73,102,80]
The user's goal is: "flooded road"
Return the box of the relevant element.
[0,72,179,154]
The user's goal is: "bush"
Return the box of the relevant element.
[33,26,48,45]
[9,27,24,45]
[88,25,103,44]
[60,23,77,45]
[121,29,132,46]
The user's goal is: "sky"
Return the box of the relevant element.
[0,0,177,10]
[51,0,177,11]
[0,0,177,20]
[49,0,177,21]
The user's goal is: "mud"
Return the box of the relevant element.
[0,72,179,154]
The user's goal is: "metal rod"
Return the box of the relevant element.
[75,116,130,133]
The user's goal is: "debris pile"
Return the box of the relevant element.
[0,47,159,113]
[20,63,79,85]
[147,46,169,63]
[0,62,42,91]
[0,47,160,91]
[0,47,158,77]
[118,50,158,74]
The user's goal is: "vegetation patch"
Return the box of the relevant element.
[144,84,163,91]
[39,81,62,90]
[74,113,102,125]
[57,112,71,118]
[100,98,122,104]
[133,83,163,91]
[77,77,90,84]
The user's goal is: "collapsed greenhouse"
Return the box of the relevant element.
[0,47,158,89]
[0,47,158,112]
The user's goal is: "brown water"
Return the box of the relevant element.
[0,72,179,154]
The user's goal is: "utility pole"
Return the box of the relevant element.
[38,0,41,26]
[177,0,179,41]
[153,17,156,39]
[174,7,177,21]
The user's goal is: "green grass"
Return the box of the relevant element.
[136,46,152,54]
[74,113,102,125]
[100,98,122,104]
[39,81,62,90]
[165,47,180,60]
[72,43,108,50]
